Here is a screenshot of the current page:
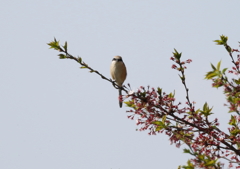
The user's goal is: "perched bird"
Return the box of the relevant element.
[110,56,127,108]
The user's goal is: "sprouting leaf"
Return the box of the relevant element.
[58,54,66,59]
[152,121,165,131]
[220,35,228,43]
[156,126,164,131]
[205,61,225,80]
[47,38,60,50]
[168,91,175,98]
[157,87,162,95]
[172,48,182,60]
[203,102,207,111]
[205,71,217,79]
[63,41,68,51]
[197,154,204,161]
[205,160,216,166]
[162,115,167,123]
[124,101,136,109]
[213,39,224,45]
[78,57,82,63]
[229,128,240,136]
[229,115,236,126]
[210,63,216,70]
[182,160,194,169]
[200,102,213,117]
[80,66,88,69]
[183,149,191,154]
[222,68,228,74]
[216,61,221,71]
[214,35,228,45]
[178,74,185,81]
[152,121,163,125]
[234,78,240,85]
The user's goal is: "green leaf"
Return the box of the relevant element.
[205,71,217,79]
[58,54,66,59]
[216,61,221,71]
[162,115,167,123]
[47,38,61,50]
[220,35,228,43]
[222,68,228,74]
[183,149,191,154]
[157,87,162,96]
[152,121,165,131]
[152,121,163,125]
[205,62,225,80]
[78,57,82,63]
[156,126,164,131]
[203,102,207,111]
[178,75,185,81]
[197,154,205,161]
[182,160,194,169]
[80,66,88,69]
[229,128,240,136]
[200,102,213,117]
[213,35,228,45]
[172,48,182,60]
[124,101,136,109]
[205,160,216,166]
[229,115,236,126]
[213,39,224,45]
[210,63,216,70]
[234,78,240,84]
[168,91,175,98]
[63,41,68,51]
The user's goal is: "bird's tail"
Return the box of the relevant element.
[119,88,122,108]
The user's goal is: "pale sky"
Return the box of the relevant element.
[1,1,240,169]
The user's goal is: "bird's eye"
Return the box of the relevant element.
[112,58,123,62]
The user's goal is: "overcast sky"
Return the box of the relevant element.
[1,1,240,169]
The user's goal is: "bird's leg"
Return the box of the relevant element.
[110,79,119,89]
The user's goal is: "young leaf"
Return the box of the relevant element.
[157,87,162,95]
[172,49,182,60]
[229,115,236,126]
[205,160,216,166]
[222,68,228,74]
[216,61,221,71]
[162,115,167,123]
[234,78,240,84]
[47,39,60,50]
[213,39,224,45]
[58,54,66,59]
[210,63,216,70]
[152,121,163,125]
[183,149,191,154]
[78,57,82,63]
[220,35,228,43]
[63,41,68,51]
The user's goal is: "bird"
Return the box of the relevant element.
[110,56,127,108]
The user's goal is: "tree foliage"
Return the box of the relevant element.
[48,35,240,168]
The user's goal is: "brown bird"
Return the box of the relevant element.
[110,56,127,108]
